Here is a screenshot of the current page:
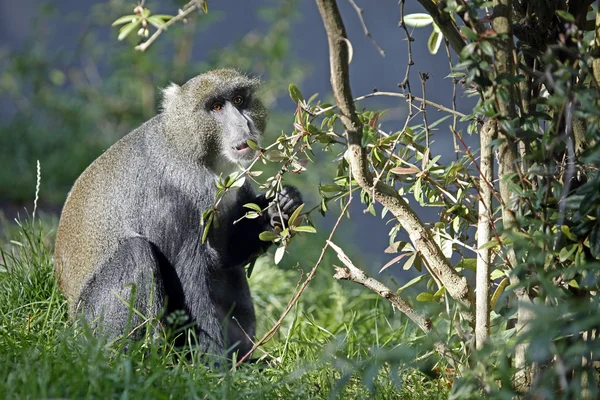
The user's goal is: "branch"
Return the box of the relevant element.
[328,241,457,368]
[315,91,467,119]
[135,0,206,52]
[415,0,466,54]
[315,0,474,323]
[346,0,385,57]
[475,120,495,350]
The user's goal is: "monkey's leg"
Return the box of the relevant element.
[78,237,166,340]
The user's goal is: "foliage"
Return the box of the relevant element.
[0,218,449,399]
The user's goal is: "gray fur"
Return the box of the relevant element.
[55,69,302,361]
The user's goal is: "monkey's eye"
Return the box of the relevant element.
[211,102,224,111]
[232,95,244,106]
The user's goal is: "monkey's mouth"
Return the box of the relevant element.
[234,142,250,151]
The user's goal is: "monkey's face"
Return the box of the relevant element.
[162,70,268,171]
[209,91,262,165]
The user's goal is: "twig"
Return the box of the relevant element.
[397,0,414,91]
[234,190,353,366]
[347,0,385,57]
[135,0,206,52]
[315,91,467,119]
[328,240,459,370]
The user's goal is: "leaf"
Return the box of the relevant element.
[427,28,443,55]
[246,139,261,151]
[490,269,505,280]
[228,175,245,189]
[589,224,600,259]
[479,238,499,250]
[243,203,262,212]
[403,253,417,270]
[416,292,436,302]
[456,258,477,271]
[246,259,257,278]
[289,84,304,104]
[259,231,279,242]
[274,245,286,264]
[293,225,316,234]
[118,20,141,41]
[112,15,138,26]
[380,252,410,272]
[201,213,213,244]
[390,166,420,175]
[490,278,508,309]
[555,10,575,22]
[397,274,427,293]
[288,203,305,226]
[147,16,167,29]
[244,212,260,219]
[403,13,434,28]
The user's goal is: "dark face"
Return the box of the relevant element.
[208,90,260,165]
[161,69,268,171]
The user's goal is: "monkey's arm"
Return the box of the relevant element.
[225,186,302,267]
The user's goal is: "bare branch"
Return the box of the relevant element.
[346,0,385,57]
[315,91,467,119]
[475,120,495,350]
[315,0,474,323]
[328,240,458,369]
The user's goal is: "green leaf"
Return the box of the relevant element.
[243,203,262,212]
[490,278,508,309]
[201,213,213,244]
[246,139,261,151]
[289,84,304,104]
[244,212,260,219]
[456,258,477,271]
[118,20,142,41]
[293,225,316,233]
[490,269,505,280]
[556,10,575,22]
[274,245,286,264]
[112,15,138,26]
[397,274,427,293]
[147,16,167,29]
[246,258,257,278]
[403,13,434,28]
[288,203,305,226]
[259,231,280,242]
[228,175,246,189]
[427,29,443,55]
[416,292,436,302]
[589,224,600,259]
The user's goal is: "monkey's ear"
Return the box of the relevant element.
[161,83,181,111]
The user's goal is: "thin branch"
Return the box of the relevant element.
[328,240,458,370]
[347,0,385,56]
[398,0,415,92]
[315,91,467,119]
[235,189,353,366]
[135,0,206,52]
[316,0,474,323]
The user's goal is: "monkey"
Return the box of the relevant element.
[54,69,303,361]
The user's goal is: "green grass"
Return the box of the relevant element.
[0,218,450,399]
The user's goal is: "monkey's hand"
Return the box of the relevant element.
[266,186,303,229]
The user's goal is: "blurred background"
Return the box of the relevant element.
[0,0,476,280]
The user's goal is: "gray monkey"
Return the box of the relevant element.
[54,69,302,361]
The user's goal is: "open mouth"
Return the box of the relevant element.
[235,142,250,151]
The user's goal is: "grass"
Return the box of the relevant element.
[0,217,450,399]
